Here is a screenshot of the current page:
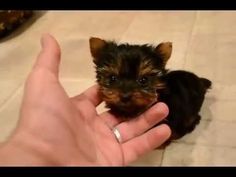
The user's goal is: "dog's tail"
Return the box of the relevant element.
[200,78,212,89]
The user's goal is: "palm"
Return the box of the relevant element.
[69,88,125,165]
[13,34,170,166]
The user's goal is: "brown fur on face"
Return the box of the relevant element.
[99,87,120,104]
[100,87,158,106]
[132,91,158,107]
[90,37,172,117]
[101,86,158,117]
[138,59,161,76]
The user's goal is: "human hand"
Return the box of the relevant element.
[0,34,171,166]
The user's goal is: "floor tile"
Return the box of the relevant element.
[175,120,236,148]
[162,142,236,166]
[131,149,164,166]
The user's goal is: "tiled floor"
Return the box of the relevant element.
[0,11,235,166]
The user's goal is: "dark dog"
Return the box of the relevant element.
[89,37,212,141]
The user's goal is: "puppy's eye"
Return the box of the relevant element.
[138,76,148,86]
[109,75,118,83]
[157,71,163,77]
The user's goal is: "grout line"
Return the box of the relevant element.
[172,140,236,149]
[160,148,166,166]
[118,12,139,42]
[0,83,24,113]
[0,82,24,111]
[199,118,236,124]
[182,11,198,69]
[201,118,236,123]
[161,141,236,166]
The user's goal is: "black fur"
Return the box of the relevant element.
[94,41,164,82]
[90,38,212,141]
[158,70,212,140]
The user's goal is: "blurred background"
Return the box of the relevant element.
[0,10,235,166]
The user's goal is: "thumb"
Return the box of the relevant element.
[34,33,61,77]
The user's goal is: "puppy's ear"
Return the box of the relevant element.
[89,37,106,61]
[155,42,172,66]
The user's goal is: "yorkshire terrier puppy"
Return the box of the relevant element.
[89,37,212,141]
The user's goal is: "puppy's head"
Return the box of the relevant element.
[89,37,172,117]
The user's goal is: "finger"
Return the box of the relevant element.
[33,33,61,77]
[99,111,123,128]
[71,84,103,107]
[122,124,171,165]
[113,102,169,143]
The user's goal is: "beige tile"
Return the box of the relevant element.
[0,12,48,79]
[0,40,38,81]
[165,38,189,70]
[0,87,23,142]
[120,35,189,70]
[121,11,196,41]
[0,15,44,106]
[60,78,96,97]
[0,80,22,107]
[59,38,96,79]
[175,119,236,148]
[131,149,164,166]
[198,83,236,123]
[0,11,137,82]
[214,36,236,85]
[60,34,195,79]
[200,95,236,122]
[42,11,137,79]
[184,34,236,85]
[205,82,236,101]
[183,35,217,82]
[120,11,196,69]
[193,11,236,35]
[162,142,236,166]
[1,11,136,41]
[42,11,137,40]
[121,35,190,70]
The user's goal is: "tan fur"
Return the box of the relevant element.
[155,42,172,66]
[89,37,106,59]
[132,91,157,107]
[98,65,119,76]
[139,60,160,76]
[100,87,120,103]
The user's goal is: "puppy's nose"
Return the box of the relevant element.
[120,93,132,102]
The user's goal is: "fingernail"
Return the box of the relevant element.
[159,124,172,138]
[153,102,169,118]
